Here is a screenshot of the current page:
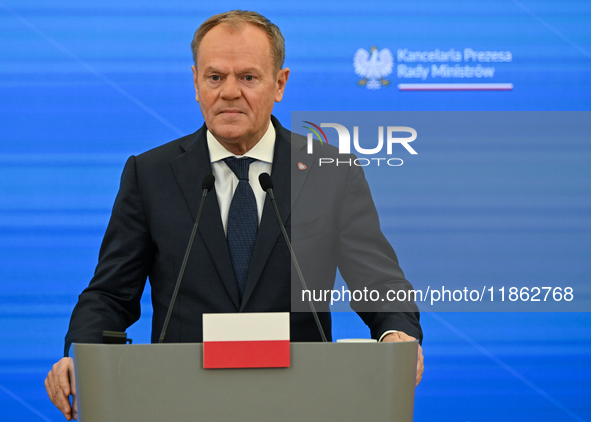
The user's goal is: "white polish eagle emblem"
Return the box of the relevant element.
[353,46,394,89]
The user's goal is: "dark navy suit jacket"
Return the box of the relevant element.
[65,116,422,355]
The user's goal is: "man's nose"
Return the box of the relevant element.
[220,76,241,100]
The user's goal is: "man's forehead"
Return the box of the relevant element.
[197,23,274,70]
[201,22,269,48]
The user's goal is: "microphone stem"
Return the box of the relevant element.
[267,188,328,343]
[158,187,209,343]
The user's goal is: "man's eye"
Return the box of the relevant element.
[210,75,220,81]
[244,75,254,81]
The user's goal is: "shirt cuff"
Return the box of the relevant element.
[378,330,399,342]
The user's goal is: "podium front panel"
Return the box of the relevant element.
[73,342,417,421]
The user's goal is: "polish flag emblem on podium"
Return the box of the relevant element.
[203,312,290,369]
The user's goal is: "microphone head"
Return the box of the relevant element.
[202,174,215,191]
[258,173,273,192]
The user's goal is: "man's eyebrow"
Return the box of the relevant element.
[203,66,225,74]
[237,67,262,74]
[202,66,262,75]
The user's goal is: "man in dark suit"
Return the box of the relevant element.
[45,10,423,420]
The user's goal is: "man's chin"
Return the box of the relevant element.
[210,125,250,146]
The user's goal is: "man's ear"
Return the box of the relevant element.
[191,65,200,103]
[274,68,290,103]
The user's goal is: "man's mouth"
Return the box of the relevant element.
[217,109,244,115]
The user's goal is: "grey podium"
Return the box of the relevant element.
[73,342,418,421]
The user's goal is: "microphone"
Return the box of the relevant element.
[158,174,215,343]
[258,173,328,342]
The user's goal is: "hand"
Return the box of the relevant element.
[45,357,77,420]
[382,331,424,386]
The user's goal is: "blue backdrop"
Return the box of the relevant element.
[1,1,590,421]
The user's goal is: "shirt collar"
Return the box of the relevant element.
[207,120,275,164]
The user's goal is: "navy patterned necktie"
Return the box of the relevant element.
[223,157,258,299]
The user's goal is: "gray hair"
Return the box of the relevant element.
[191,10,285,72]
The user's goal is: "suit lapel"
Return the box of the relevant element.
[169,126,240,309]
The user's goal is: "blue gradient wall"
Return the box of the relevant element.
[1,1,590,421]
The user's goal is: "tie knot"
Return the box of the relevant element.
[223,157,257,180]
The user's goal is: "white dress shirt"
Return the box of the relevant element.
[207,121,275,234]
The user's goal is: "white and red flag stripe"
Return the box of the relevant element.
[202,312,290,369]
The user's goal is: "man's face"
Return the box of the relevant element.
[192,23,289,154]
